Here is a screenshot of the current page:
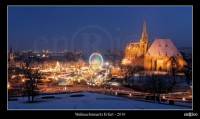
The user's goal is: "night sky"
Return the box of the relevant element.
[8,6,192,53]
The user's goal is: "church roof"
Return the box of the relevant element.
[146,39,181,57]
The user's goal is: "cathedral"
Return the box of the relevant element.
[121,21,187,71]
[121,21,149,66]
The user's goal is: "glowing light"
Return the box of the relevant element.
[11,75,16,79]
[115,92,118,95]
[55,61,61,72]
[19,74,24,77]
[182,97,186,101]
[105,62,109,66]
[56,61,60,67]
[134,73,140,77]
[162,95,166,99]
[22,79,25,83]
[121,58,131,65]
[116,67,120,70]
[55,77,58,81]
[89,52,104,69]
[7,83,10,89]
[129,93,132,97]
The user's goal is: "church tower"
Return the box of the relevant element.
[8,47,14,62]
[139,21,149,55]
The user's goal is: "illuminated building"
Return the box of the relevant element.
[144,39,187,71]
[122,21,149,65]
[122,21,187,71]
[111,67,124,78]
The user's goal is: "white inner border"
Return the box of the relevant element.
[7,5,193,111]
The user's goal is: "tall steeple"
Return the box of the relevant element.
[140,20,148,43]
[139,20,149,55]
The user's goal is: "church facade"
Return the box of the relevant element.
[144,39,187,71]
[121,21,149,65]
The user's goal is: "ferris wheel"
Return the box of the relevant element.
[89,52,104,70]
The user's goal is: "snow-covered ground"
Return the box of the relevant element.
[8,92,191,110]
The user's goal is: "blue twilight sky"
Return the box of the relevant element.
[8,6,192,53]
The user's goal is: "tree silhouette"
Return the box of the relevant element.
[184,66,192,85]
[22,57,42,103]
[123,65,143,87]
[169,56,177,86]
[144,74,174,102]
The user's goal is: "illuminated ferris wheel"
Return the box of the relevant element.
[89,52,104,70]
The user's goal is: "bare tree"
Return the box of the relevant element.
[184,66,192,85]
[170,56,177,86]
[22,57,42,103]
[123,65,143,87]
[144,74,172,103]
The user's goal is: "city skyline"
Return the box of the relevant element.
[8,6,193,110]
[8,6,192,52]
